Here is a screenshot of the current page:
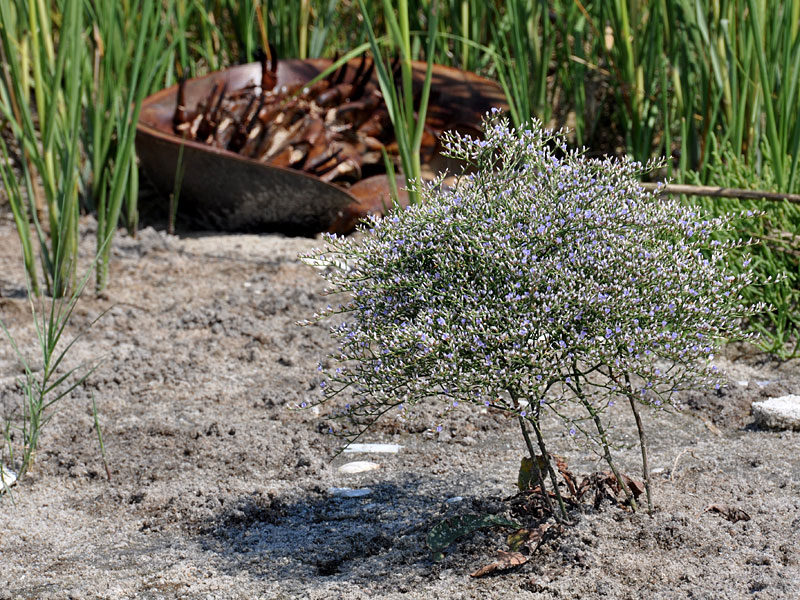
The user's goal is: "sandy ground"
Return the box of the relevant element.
[1,214,799,600]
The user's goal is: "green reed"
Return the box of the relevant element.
[1,247,105,480]
[0,0,84,297]
[685,143,800,358]
[0,0,170,295]
[357,0,438,206]
[671,0,800,355]
[84,0,171,291]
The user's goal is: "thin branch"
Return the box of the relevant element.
[641,182,800,205]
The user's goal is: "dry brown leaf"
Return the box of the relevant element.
[575,471,644,507]
[470,551,528,578]
[622,474,645,498]
[553,454,578,498]
[507,523,553,551]
[531,522,552,540]
[525,522,554,551]
[577,475,592,499]
[705,504,751,523]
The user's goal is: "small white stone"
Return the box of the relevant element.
[752,395,800,431]
[338,461,381,474]
[343,443,402,454]
[650,467,665,475]
[328,487,372,498]
[737,380,749,387]
[445,496,463,504]
[1,465,17,490]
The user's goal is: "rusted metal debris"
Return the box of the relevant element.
[171,50,423,187]
[136,56,507,234]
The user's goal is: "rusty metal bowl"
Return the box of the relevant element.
[135,59,507,235]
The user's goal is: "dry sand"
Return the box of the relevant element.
[1,216,798,599]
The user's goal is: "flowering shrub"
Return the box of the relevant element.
[301,111,763,517]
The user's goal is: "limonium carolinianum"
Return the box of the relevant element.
[301,110,764,518]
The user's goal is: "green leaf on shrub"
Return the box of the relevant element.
[427,513,521,559]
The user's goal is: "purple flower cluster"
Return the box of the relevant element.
[300,112,762,449]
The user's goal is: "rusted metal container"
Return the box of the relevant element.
[135,59,506,235]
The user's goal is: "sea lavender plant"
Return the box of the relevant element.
[301,111,764,519]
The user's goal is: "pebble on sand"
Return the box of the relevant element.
[328,487,372,498]
[752,395,800,431]
[343,443,403,454]
[338,461,381,474]
[1,465,17,491]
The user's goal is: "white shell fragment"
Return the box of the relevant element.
[752,395,800,431]
[338,461,381,474]
[328,487,372,498]
[1,465,17,491]
[343,443,403,454]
